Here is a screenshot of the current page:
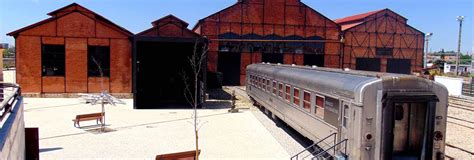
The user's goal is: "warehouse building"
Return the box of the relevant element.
[335,9,425,74]
[133,15,205,108]
[193,0,342,86]
[8,2,426,108]
[7,3,133,95]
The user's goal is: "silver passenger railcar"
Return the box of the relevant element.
[246,63,448,160]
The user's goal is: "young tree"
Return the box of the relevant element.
[182,38,208,160]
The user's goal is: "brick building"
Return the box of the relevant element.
[7,3,133,95]
[7,2,426,107]
[133,15,205,108]
[193,0,342,86]
[335,9,425,74]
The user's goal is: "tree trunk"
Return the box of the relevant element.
[194,74,199,160]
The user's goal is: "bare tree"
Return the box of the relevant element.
[90,56,107,131]
[182,39,208,160]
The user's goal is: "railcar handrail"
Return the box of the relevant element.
[290,132,336,160]
[0,83,21,122]
[312,138,348,159]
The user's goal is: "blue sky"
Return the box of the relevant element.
[0,0,472,54]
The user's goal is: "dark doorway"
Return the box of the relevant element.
[218,52,241,86]
[387,59,411,74]
[135,41,196,109]
[356,58,381,72]
[262,53,283,64]
[304,54,325,67]
[381,93,437,160]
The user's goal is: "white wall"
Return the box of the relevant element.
[435,76,463,96]
[0,98,25,160]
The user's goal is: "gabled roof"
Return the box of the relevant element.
[192,1,340,32]
[334,9,384,24]
[334,8,408,31]
[7,3,133,37]
[136,15,201,38]
[152,14,189,28]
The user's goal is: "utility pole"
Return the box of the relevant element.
[424,33,433,69]
[456,16,464,76]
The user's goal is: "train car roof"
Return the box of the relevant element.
[247,63,415,102]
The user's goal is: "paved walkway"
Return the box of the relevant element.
[24,98,292,159]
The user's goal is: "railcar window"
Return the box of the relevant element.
[249,75,253,86]
[285,85,291,102]
[279,83,284,98]
[293,88,300,106]
[303,91,311,112]
[272,81,277,95]
[315,95,325,118]
[343,105,349,128]
[266,79,271,91]
[253,76,257,87]
[395,104,404,120]
[262,78,267,89]
[256,77,259,87]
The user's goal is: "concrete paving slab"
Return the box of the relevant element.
[24,98,291,159]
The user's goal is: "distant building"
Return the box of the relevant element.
[0,43,8,49]
[471,60,474,73]
[444,63,471,74]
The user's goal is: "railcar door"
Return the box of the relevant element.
[381,92,438,160]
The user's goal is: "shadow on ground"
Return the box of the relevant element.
[39,147,63,153]
[256,106,315,156]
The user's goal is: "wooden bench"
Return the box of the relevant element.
[72,112,104,127]
[156,150,200,160]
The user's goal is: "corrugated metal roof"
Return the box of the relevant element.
[334,9,384,24]
[340,22,363,31]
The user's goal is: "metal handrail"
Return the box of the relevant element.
[0,83,21,122]
[290,132,337,160]
[312,139,348,159]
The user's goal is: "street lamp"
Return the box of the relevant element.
[424,33,433,69]
[455,16,464,76]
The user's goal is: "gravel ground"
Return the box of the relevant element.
[445,98,474,159]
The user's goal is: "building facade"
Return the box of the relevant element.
[8,2,427,104]
[336,9,425,74]
[8,3,133,94]
[133,15,205,108]
[193,0,342,86]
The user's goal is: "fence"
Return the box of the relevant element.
[462,79,474,97]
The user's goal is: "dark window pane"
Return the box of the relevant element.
[376,47,393,56]
[88,46,110,77]
[395,104,404,120]
[42,45,65,76]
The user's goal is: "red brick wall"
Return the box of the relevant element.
[16,36,41,93]
[110,39,132,93]
[65,38,88,93]
[196,0,341,85]
[13,6,132,94]
[342,10,424,73]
